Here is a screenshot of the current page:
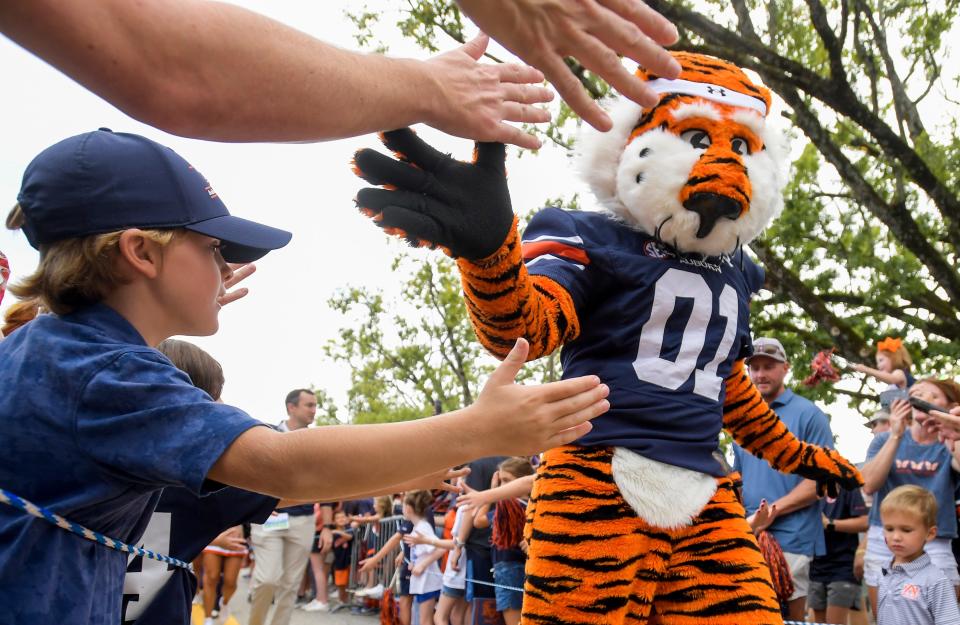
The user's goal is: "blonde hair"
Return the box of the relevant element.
[880,485,937,529]
[7,204,180,315]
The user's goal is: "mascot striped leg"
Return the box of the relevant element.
[522,446,782,625]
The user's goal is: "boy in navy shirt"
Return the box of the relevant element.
[0,130,609,625]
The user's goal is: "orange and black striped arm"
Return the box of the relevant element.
[455,217,580,361]
[723,360,863,494]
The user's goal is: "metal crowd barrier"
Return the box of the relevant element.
[330,514,406,613]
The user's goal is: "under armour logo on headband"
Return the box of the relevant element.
[646,78,767,116]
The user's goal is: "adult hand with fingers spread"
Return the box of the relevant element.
[426,34,554,149]
[467,338,609,456]
[354,128,513,259]
[1,1,554,147]
[456,0,681,131]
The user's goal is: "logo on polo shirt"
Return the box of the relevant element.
[901,583,921,600]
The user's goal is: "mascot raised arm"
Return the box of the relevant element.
[353,52,862,625]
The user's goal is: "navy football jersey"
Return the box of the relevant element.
[122,487,277,625]
[521,207,764,476]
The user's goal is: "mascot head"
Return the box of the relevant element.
[577,52,788,256]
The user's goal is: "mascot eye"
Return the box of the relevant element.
[680,129,711,150]
[731,137,751,155]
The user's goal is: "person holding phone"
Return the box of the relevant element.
[860,378,960,616]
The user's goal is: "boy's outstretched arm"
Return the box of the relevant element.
[208,339,608,501]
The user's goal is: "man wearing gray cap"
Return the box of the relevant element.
[732,337,836,621]
[864,409,891,436]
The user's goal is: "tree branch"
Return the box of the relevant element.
[751,238,871,360]
[804,0,849,87]
[769,81,960,309]
[651,0,960,244]
[860,1,926,142]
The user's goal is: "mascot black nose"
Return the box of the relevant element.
[683,193,742,239]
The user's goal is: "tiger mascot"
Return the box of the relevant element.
[353,52,863,625]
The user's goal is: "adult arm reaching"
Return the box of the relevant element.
[456,0,682,131]
[0,0,553,148]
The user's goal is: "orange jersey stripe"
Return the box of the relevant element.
[521,240,590,265]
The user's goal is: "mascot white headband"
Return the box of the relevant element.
[646,78,768,116]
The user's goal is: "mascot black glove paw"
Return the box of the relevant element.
[352,128,514,260]
[793,446,864,498]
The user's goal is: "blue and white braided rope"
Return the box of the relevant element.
[0,488,190,569]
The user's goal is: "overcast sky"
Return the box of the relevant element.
[0,0,876,461]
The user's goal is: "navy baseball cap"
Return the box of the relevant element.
[16,129,291,263]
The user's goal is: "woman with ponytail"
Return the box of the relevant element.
[472,457,535,625]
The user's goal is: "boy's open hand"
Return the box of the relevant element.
[470,338,609,455]
[218,263,256,306]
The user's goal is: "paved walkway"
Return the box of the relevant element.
[191,573,376,625]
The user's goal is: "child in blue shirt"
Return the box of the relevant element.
[0,129,609,625]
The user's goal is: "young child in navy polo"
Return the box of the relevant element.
[0,130,609,625]
[877,485,960,625]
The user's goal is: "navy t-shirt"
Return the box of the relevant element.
[122,487,277,624]
[810,488,867,584]
[0,304,263,625]
[522,208,763,477]
[332,529,354,571]
[465,457,506,552]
